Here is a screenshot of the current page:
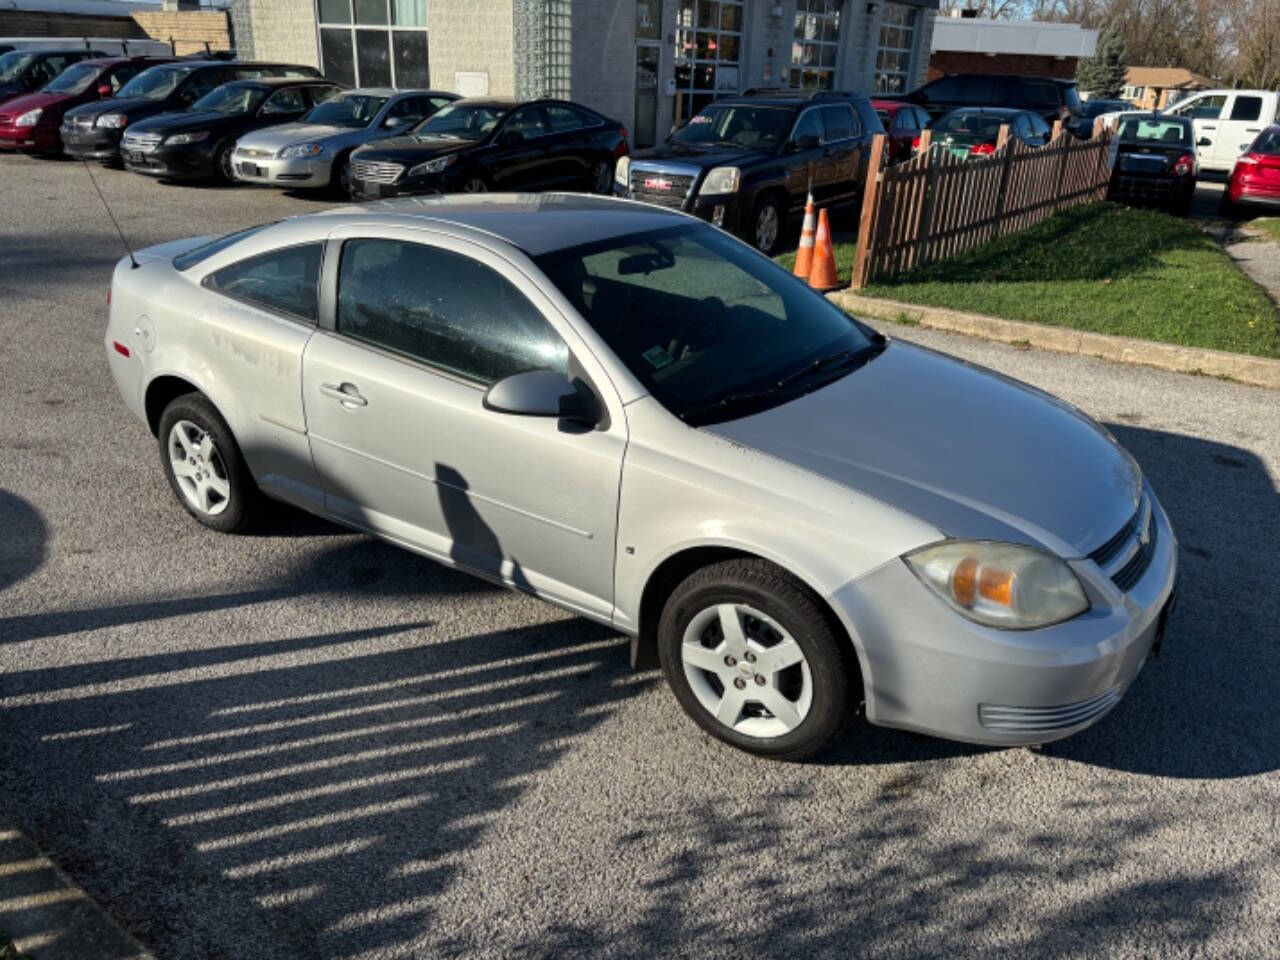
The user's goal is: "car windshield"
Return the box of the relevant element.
[304,93,388,127]
[0,52,36,82]
[1117,117,1191,146]
[1250,129,1280,154]
[117,65,191,100]
[936,112,1009,140]
[535,223,879,424]
[671,104,792,152]
[192,84,267,115]
[41,61,100,95]
[411,103,506,141]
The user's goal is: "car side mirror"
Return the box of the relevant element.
[384,115,406,128]
[1197,136,1211,147]
[791,133,820,152]
[498,129,524,147]
[483,369,597,424]
[97,84,113,98]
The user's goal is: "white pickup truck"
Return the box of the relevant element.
[1162,89,1279,173]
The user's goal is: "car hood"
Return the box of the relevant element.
[0,90,71,115]
[632,142,765,171]
[237,121,369,151]
[704,341,1141,558]
[354,135,474,162]
[65,95,161,120]
[128,110,241,135]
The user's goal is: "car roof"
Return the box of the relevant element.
[305,193,696,256]
[220,76,337,89]
[454,97,519,109]
[1116,111,1191,122]
[941,106,1024,117]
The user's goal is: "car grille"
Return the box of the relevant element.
[1088,495,1157,592]
[351,159,403,184]
[238,147,274,159]
[69,114,95,131]
[979,684,1123,734]
[122,131,162,151]
[0,115,11,126]
[628,167,695,210]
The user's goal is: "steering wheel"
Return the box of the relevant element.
[666,296,727,360]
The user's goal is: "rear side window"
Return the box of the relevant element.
[923,76,963,101]
[1023,81,1060,107]
[1231,96,1262,122]
[963,76,1004,104]
[547,105,591,131]
[820,104,857,141]
[205,243,324,322]
[336,239,569,384]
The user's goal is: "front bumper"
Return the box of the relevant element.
[0,123,58,151]
[1229,175,1280,206]
[613,182,747,234]
[61,125,122,161]
[1108,173,1193,204]
[122,143,215,180]
[231,148,332,188]
[830,487,1178,746]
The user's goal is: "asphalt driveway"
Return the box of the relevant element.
[1,154,1277,960]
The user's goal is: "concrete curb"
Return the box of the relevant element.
[829,291,1280,390]
[0,822,152,960]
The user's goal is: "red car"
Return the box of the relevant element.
[0,56,171,154]
[871,99,930,164]
[1224,125,1280,214]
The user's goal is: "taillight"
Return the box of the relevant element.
[912,135,921,150]
[619,127,628,142]
[969,142,996,156]
[1173,153,1195,176]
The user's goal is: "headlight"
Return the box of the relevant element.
[408,154,456,177]
[280,142,325,158]
[614,154,630,187]
[166,130,209,145]
[15,108,42,127]
[97,113,126,129]
[700,166,741,195]
[904,541,1089,629]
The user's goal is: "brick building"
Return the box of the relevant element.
[0,0,232,57]
[927,15,1096,82]
[228,0,939,147]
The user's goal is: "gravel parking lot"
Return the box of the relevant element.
[1,154,1277,960]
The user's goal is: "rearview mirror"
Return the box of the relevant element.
[483,369,597,424]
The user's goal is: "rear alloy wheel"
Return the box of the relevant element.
[216,143,236,184]
[590,159,613,194]
[462,177,488,193]
[751,197,782,255]
[658,559,852,760]
[157,393,259,533]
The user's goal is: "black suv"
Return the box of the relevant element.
[887,74,1082,127]
[618,90,882,255]
[61,59,322,162]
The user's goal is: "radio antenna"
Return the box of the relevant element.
[80,160,139,269]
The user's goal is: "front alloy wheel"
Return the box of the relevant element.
[753,198,781,255]
[216,144,235,183]
[590,159,613,194]
[658,558,852,760]
[462,177,488,193]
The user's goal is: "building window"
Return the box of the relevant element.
[791,0,841,91]
[673,0,744,122]
[873,2,917,94]
[317,0,429,88]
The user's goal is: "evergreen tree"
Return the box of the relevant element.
[1077,21,1128,100]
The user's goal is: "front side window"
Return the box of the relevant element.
[671,104,792,151]
[0,52,36,83]
[505,106,549,139]
[177,70,224,105]
[261,87,307,114]
[535,224,878,423]
[1174,94,1226,119]
[791,109,823,145]
[336,239,569,384]
[412,102,508,141]
[118,65,193,101]
[206,244,323,321]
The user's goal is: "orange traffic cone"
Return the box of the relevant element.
[808,208,840,292]
[793,192,817,278]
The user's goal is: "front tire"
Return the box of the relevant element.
[215,142,236,184]
[589,158,613,194]
[658,559,852,761]
[157,393,259,533]
[749,194,784,256]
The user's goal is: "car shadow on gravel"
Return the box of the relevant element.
[1044,423,1280,780]
[0,490,46,593]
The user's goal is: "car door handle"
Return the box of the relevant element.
[319,382,367,407]
[1202,125,1216,130]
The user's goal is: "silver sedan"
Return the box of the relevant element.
[103,195,1178,760]
[231,88,457,193]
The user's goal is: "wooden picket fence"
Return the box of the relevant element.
[851,121,1113,288]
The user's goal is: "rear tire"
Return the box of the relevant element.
[157,393,260,534]
[657,559,852,761]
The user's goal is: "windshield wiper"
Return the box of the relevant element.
[773,337,885,392]
[679,389,780,422]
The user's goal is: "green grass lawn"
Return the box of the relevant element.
[1249,217,1280,243]
[778,203,1280,359]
